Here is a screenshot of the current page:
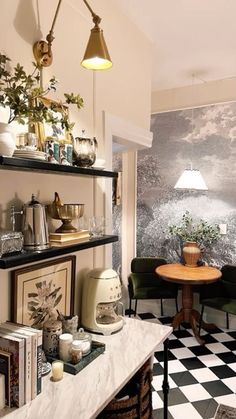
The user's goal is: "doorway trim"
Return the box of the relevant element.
[103,111,153,286]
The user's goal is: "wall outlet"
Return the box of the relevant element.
[219,224,227,235]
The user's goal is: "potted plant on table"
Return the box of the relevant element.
[168,211,220,267]
[0,52,83,155]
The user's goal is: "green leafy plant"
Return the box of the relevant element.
[168,211,220,246]
[0,53,84,130]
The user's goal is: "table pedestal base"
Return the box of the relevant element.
[172,284,216,345]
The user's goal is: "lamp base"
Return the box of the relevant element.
[33,41,53,67]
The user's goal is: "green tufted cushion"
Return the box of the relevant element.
[222,280,236,299]
[221,265,236,283]
[200,265,236,317]
[201,297,236,315]
[131,257,167,274]
[128,257,178,300]
[128,272,177,300]
[199,281,224,301]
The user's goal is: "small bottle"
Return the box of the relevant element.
[70,341,83,364]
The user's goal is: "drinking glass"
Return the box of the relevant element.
[89,216,105,237]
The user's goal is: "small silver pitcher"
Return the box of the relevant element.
[22,194,49,250]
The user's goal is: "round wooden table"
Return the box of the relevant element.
[156,263,222,345]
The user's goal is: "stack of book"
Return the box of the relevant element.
[0,322,42,408]
[49,229,90,246]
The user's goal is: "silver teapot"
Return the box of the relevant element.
[22,194,49,250]
[73,131,97,167]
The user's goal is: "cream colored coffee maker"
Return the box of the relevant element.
[81,268,124,335]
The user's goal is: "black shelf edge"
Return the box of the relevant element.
[0,156,118,178]
[0,235,118,269]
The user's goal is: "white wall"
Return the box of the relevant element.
[0,0,152,321]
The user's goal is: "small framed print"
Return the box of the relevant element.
[11,256,76,328]
[37,97,72,144]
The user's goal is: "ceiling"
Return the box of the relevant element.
[111,0,236,92]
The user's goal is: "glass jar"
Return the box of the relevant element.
[59,333,73,362]
[70,341,83,364]
[74,328,92,356]
[0,231,23,257]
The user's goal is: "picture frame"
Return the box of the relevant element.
[37,97,72,145]
[11,256,76,327]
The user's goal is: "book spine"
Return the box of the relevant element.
[37,332,42,395]
[24,336,31,404]
[0,326,31,404]
[0,337,24,408]
[0,353,10,407]
[18,340,25,407]
[31,334,37,400]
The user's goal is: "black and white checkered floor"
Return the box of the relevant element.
[138,312,236,419]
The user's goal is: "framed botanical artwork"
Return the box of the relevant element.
[11,256,76,327]
[37,97,72,144]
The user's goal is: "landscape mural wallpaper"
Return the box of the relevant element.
[112,153,122,276]
[137,102,236,267]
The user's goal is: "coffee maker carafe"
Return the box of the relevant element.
[81,268,124,335]
[22,194,49,250]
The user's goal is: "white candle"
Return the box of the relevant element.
[51,360,64,382]
[59,333,73,362]
[0,374,5,409]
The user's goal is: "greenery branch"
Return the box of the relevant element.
[168,211,220,247]
[0,53,83,130]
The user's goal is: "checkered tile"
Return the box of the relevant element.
[137,312,236,419]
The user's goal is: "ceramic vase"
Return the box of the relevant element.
[43,319,62,356]
[0,123,15,156]
[182,241,201,267]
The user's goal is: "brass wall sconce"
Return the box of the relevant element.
[33,0,112,70]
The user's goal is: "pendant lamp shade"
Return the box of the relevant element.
[174,168,208,190]
[81,26,112,70]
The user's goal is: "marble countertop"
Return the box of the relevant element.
[0,317,172,419]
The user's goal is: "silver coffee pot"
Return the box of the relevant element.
[22,194,49,250]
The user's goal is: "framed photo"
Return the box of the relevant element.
[37,97,71,144]
[11,256,76,327]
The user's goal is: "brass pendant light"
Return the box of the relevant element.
[81,25,112,70]
[33,0,112,70]
[81,0,112,70]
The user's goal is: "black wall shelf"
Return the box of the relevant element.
[0,235,118,269]
[0,156,118,178]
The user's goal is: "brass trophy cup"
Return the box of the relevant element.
[47,192,84,234]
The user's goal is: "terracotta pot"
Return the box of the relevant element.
[182,241,201,267]
[0,122,15,156]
